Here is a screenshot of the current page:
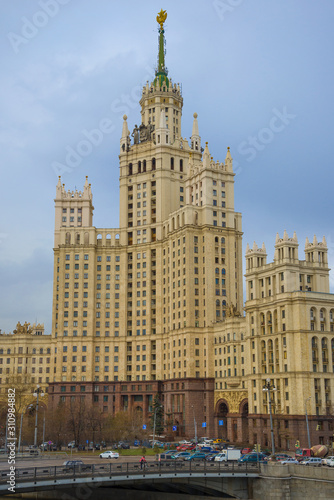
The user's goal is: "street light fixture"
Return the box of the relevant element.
[33,385,44,448]
[305,396,311,449]
[263,378,277,455]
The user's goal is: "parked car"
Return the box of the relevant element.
[159,451,176,460]
[238,453,268,463]
[99,451,119,459]
[326,457,334,467]
[205,452,219,462]
[171,452,192,460]
[241,448,252,455]
[67,441,76,449]
[62,460,91,472]
[322,455,334,466]
[280,458,299,465]
[133,440,140,447]
[185,452,207,461]
[300,457,322,466]
[117,442,130,449]
[269,453,291,462]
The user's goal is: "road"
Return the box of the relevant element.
[0,454,154,470]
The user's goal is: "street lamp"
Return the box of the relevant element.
[152,404,163,448]
[191,405,198,444]
[263,378,277,455]
[305,396,311,449]
[33,385,44,448]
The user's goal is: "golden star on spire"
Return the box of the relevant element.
[156,9,167,30]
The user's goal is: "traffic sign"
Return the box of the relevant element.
[218,420,224,426]
[202,422,207,428]
[172,426,177,431]
[142,424,147,430]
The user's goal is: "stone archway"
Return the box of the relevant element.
[216,400,229,441]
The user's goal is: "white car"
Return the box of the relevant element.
[323,456,334,466]
[280,458,299,465]
[99,451,119,459]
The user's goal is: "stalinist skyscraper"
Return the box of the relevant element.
[47,11,334,448]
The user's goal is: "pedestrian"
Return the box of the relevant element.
[140,455,147,469]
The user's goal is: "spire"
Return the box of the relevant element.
[191,112,201,152]
[192,113,199,136]
[225,147,233,172]
[202,142,210,169]
[154,10,169,88]
[121,115,129,139]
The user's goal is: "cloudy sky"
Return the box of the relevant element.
[1,0,334,334]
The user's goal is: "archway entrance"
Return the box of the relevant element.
[216,401,228,441]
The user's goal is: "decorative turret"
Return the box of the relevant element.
[54,177,94,247]
[304,234,328,265]
[191,112,201,152]
[225,147,233,173]
[274,230,299,263]
[245,240,267,271]
[120,114,130,153]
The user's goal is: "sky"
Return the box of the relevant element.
[1,0,334,335]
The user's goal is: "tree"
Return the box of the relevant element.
[150,394,164,437]
[66,398,86,445]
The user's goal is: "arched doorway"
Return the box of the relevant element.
[216,401,229,441]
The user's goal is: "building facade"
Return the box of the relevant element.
[3,12,334,450]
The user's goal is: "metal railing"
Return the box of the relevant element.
[0,460,260,486]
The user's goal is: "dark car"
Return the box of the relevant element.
[238,453,268,463]
[269,453,291,462]
[118,442,130,449]
[205,453,218,462]
[185,452,207,461]
[62,460,92,472]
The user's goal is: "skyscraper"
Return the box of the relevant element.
[47,11,334,448]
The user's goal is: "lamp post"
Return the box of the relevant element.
[191,405,198,444]
[33,385,44,448]
[18,406,29,454]
[305,396,311,449]
[263,378,276,455]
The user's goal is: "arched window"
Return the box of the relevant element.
[221,237,225,244]
[222,269,226,275]
[152,158,156,170]
[215,268,219,274]
[128,163,133,175]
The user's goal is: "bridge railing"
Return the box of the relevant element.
[0,460,260,485]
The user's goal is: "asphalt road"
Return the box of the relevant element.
[0,454,154,470]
